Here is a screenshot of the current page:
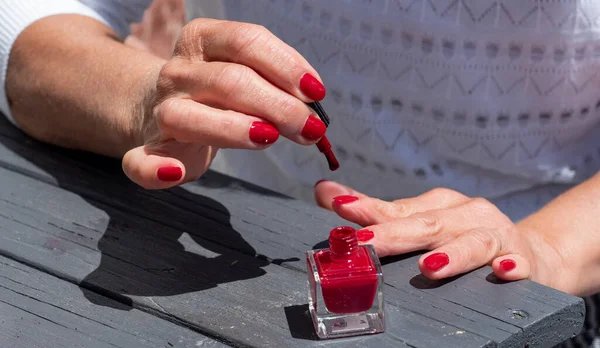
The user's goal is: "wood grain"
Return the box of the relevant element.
[0,255,226,348]
[0,118,585,347]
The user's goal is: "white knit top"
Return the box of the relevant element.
[1,2,600,345]
[3,0,600,222]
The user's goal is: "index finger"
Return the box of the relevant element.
[180,19,326,101]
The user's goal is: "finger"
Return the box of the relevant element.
[492,254,531,281]
[123,145,185,190]
[327,187,470,226]
[157,98,279,149]
[353,215,450,257]
[357,196,514,258]
[314,180,369,210]
[122,142,216,190]
[417,227,520,280]
[174,61,325,144]
[181,19,326,101]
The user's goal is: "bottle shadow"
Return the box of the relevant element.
[0,119,285,310]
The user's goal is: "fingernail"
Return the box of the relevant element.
[301,115,326,141]
[332,195,359,206]
[499,259,516,272]
[423,252,449,271]
[357,229,375,243]
[299,73,326,101]
[249,121,279,144]
[157,166,182,181]
[314,179,327,187]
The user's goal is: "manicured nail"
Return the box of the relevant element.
[314,179,327,187]
[301,115,326,141]
[299,73,326,101]
[356,229,375,243]
[332,195,359,206]
[249,121,279,144]
[157,166,182,181]
[423,252,449,271]
[499,259,516,272]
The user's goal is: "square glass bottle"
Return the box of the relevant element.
[306,226,385,339]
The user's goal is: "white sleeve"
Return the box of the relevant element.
[79,0,153,39]
[0,0,152,126]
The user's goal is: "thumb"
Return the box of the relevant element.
[491,254,531,282]
[122,145,185,189]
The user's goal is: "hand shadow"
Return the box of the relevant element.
[0,117,283,310]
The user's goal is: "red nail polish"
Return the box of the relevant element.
[249,121,279,144]
[423,253,449,272]
[332,195,359,206]
[356,229,375,243]
[157,166,182,181]
[299,73,326,101]
[301,115,326,141]
[499,259,516,272]
[306,226,384,338]
[316,136,340,171]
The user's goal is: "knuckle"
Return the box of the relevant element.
[426,187,465,202]
[372,200,401,220]
[273,96,299,120]
[157,59,190,91]
[212,64,252,98]
[414,213,443,234]
[469,197,494,212]
[471,228,502,255]
[177,19,209,53]
[157,99,187,132]
[228,23,268,59]
[390,200,415,217]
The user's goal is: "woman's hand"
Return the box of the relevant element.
[123,18,327,189]
[125,0,186,60]
[314,181,577,294]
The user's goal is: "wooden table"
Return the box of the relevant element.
[0,116,586,348]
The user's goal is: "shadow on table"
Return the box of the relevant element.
[0,120,285,310]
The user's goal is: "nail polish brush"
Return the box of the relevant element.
[306,101,339,171]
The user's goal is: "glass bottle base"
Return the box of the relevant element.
[308,301,385,339]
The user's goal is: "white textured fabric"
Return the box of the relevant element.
[2,0,600,221]
[0,0,113,125]
[185,0,600,223]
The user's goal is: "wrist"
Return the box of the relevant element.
[127,59,165,152]
[516,217,587,296]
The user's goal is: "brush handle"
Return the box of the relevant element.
[306,101,330,127]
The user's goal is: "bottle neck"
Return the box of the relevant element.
[328,226,359,261]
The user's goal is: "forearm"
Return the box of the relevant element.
[6,14,165,157]
[518,172,600,296]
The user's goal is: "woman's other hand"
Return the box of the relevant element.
[314,180,577,295]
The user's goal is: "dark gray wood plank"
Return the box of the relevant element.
[0,255,227,348]
[0,165,466,348]
[0,118,585,347]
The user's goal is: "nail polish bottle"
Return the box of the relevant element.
[306,226,385,339]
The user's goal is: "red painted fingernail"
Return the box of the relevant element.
[301,115,326,141]
[332,195,359,206]
[314,179,327,187]
[157,166,182,181]
[423,253,449,271]
[499,259,516,272]
[357,229,375,243]
[299,73,326,101]
[249,122,279,144]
